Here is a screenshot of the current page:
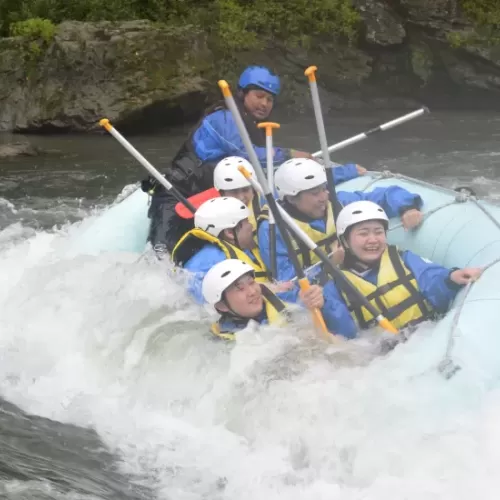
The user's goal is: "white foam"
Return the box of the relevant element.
[1,195,500,500]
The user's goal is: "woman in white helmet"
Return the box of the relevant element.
[202,259,324,339]
[213,156,262,233]
[171,196,294,304]
[212,155,364,234]
[319,201,482,338]
[258,157,425,285]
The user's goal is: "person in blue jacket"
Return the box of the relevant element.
[201,259,324,340]
[257,158,425,284]
[319,201,483,339]
[170,196,294,304]
[143,65,364,255]
[213,155,362,235]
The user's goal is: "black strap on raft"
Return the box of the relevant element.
[454,186,476,197]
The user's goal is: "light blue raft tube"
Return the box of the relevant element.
[69,171,500,388]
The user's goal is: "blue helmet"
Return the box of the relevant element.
[238,66,281,96]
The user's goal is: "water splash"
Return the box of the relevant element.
[1,187,500,500]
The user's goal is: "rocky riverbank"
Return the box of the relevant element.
[1,0,500,133]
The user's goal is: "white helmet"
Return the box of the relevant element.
[202,259,254,309]
[336,201,389,237]
[195,197,249,237]
[213,156,255,191]
[274,158,327,199]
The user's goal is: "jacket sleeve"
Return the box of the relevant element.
[331,163,360,184]
[193,110,289,166]
[402,250,461,312]
[321,281,358,339]
[337,186,423,218]
[184,246,227,304]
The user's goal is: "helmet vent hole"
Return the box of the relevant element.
[221,271,231,278]
[304,175,314,180]
[352,210,362,215]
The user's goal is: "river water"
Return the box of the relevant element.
[2,110,500,500]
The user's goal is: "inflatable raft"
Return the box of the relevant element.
[70,171,500,387]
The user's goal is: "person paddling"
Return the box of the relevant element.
[212,156,362,235]
[171,196,294,304]
[258,158,425,282]
[319,201,483,338]
[144,65,363,254]
[202,259,324,340]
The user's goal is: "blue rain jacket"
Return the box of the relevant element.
[320,250,461,339]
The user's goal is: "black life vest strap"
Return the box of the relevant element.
[260,285,287,313]
[251,250,270,280]
[388,245,432,319]
[346,245,432,326]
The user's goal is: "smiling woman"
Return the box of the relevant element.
[320,200,483,338]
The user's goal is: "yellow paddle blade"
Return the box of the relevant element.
[377,316,399,334]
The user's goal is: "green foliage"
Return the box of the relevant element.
[9,17,55,41]
[0,0,360,50]
[446,31,469,48]
[208,0,359,52]
[444,2,500,49]
[211,0,261,53]
[461,0,500,27]
[9,17,56,63]
[252,0,360,45]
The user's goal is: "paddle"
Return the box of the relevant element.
[217,80,332,341]
[311,107,429,159]
[171,103,430,220]
[175,187,220,219]
[99,119,197,215]
[257,121,280,281]
[238,165,399,335]
[305,66,343,221]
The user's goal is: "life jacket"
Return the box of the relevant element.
[142,99,266,196]
[211,285,289,340]
[248,194,262,238]
[340,245,434,331]
[171,228,270,282]
[258,201,337,267]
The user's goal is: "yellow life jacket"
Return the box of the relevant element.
[211,285,289,340]
[258,201,337,267]
[340,245,433,331]
[171,228,270,282]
